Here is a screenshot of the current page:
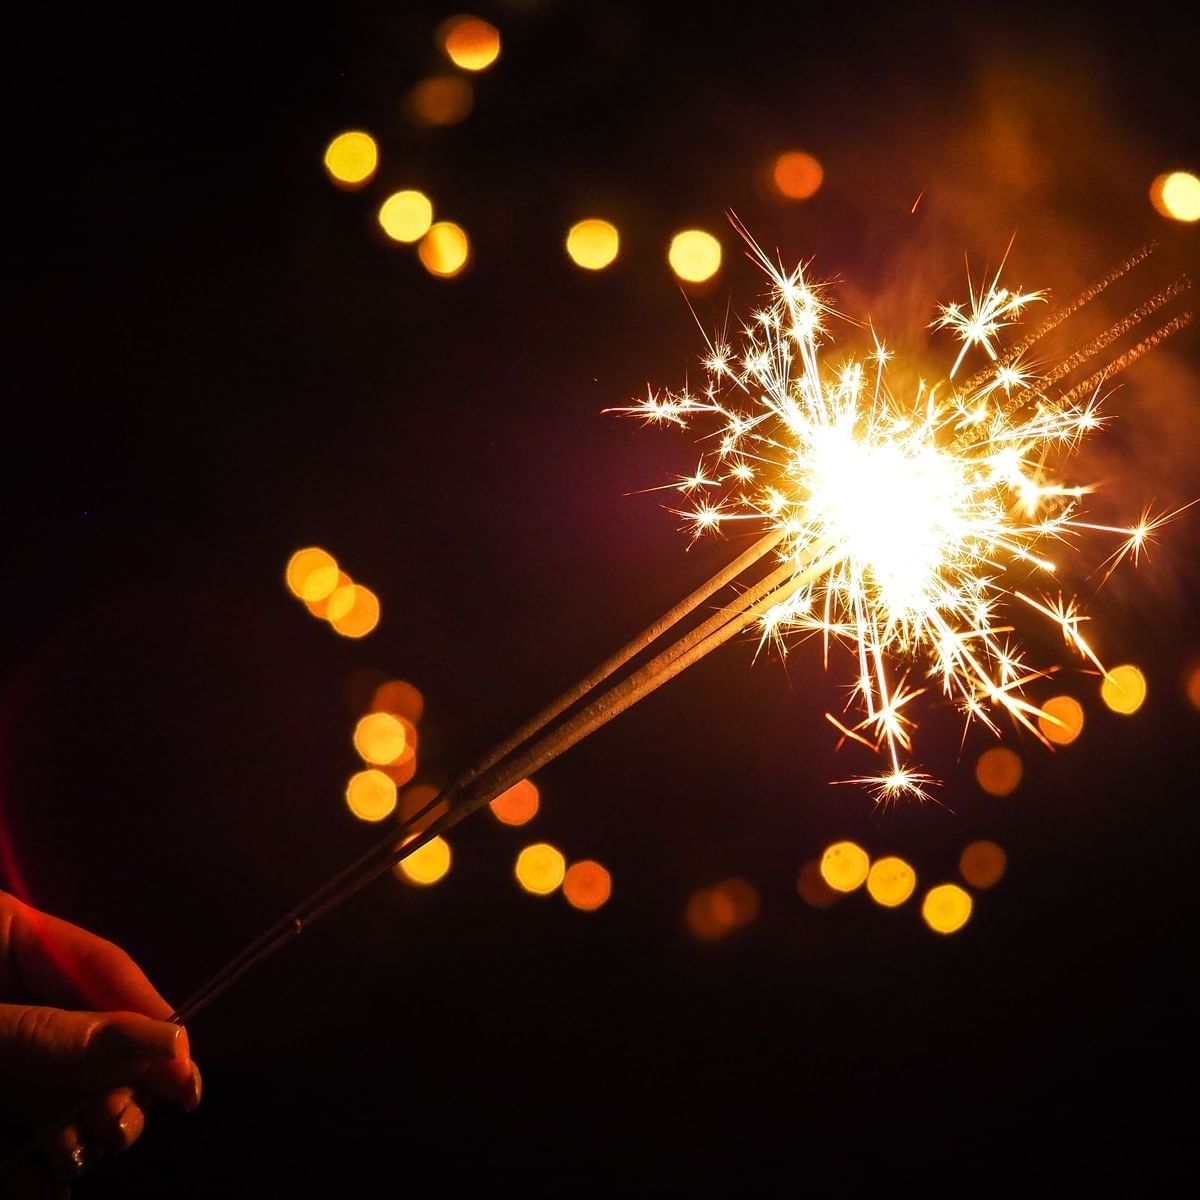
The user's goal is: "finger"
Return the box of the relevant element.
[0,1005,184,1098]
[5,901,173,1019]
[138,1024,196,1107]
[43,1121,96,1186]
[78,1086,144,1156]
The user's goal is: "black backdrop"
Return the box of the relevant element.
[3,1,1198,1190]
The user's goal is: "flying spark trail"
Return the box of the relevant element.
[611,240,1192,800]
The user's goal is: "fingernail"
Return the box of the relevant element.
[184,1062,202,1112]
[96,1017,182,1062]
[67,1140,101,1177]
[115,1102,145,1151]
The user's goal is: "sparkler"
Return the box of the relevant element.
[4,238,1190,1179]
[168,238,1190,1027]
[610,234,1192,799]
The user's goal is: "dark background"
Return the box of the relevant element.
[3,0,1198,1189]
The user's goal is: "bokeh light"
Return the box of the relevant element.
[1187,665,1200,710]
[418,221,470,277]
[399,782,444,823]
[439,15,501,71]
[328,583,381,638]
[490,778,539,825]
[795,860,841,909]
[820,841,870,893]
[772,150,824,199]
[352,712,408,765]
[396,835,451,885]
[1100,664,1147,715]
[305,570,351,619]
[323,131,378,189]
[1150,171,1200,222]
[345,769,397,822]
[406,76,474,126]
[515,843,565,895]
[286,547,340,602]
[714,878,759,926]
[563,861,612,911]
[686,878,759,938]
[667,229,721,283]
[959,840,1007,889]
[378,190,434,243]
[1038,694,1084,745]
[974,746,1023,796]
[921,884,973,934]
[566,219,620,270]
[866,856,916,907]
[686,888,726,939]
[373,679,425,725]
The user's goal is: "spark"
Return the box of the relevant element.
[610,242,1180,798]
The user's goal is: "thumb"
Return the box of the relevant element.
[0,1003,183,1098]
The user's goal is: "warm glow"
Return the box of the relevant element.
[667,229,721,283]
[399,782,444,823]
[714,878,760,927]
[611,245,1169,801]
[566,219,620,270]
[328,583,381,638]
[345,769,397,822]
[921,883,973,934]
[489,778,539,825]
[773,150,824,199]
[439,15,501,71]
[1150,171,1200,223]
[352,712,408,765]
[407,76,474,126]
[397,835,451,885]
[959,840,1006,889]
[379,190,434,243]
[796,860,841,909]
[419,221,470,277]
[373,680,425,725]
[381,751,418,789]
[820,841,870,893]
[305,570,351,619]
[1100,664,1146,715]
[975,747,1023,797]
[563,861,612,911]
[286,547,340,602]
[1187,665,1200,710]
[686,879,759,938]
[866,856,916,907]
[1038,695,1084,746]
[515,843,565,895]
[323,131,378,189]
[686,889,726,939]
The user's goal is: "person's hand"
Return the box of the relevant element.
[0,890,199,1196]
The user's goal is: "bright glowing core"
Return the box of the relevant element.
[803,422,965,616]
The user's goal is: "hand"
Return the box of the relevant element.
[0,891,199,1196]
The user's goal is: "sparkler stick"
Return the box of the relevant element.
[1002,276,1190,410]
[1057,311,1194,407]
[165,527,789,1026]
[4,243,1190,1181]
[166,541,841,1024]
[954,240,1159,397]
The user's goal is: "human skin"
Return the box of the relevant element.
[0,891,199,1196]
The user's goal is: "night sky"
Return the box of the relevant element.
[3,1,1198,1189]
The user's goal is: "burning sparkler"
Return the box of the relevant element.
[610,235,1190,799]
[181,238,1190,1020]
[8,240,1188,1179]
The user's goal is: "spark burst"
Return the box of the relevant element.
[612,242,1182,801]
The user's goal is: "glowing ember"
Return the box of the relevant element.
[613,237,1185,799]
